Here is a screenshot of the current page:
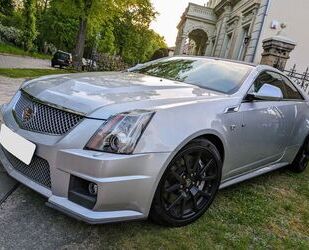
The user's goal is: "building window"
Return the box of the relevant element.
[237,26,250,61]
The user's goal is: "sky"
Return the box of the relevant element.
[150,0,209,47]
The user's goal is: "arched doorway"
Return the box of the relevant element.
[187,29,208,56]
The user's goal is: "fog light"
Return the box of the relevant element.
[88,182,98,195]
[68,175,98,209]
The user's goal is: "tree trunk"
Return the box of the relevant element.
[72,17,88,70]
[23,0,37,52]
[43,0,48,13]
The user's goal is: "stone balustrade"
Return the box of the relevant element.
[187,4,217,22]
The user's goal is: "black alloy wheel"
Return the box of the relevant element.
[150,138,222,227]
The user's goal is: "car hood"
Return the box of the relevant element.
[22,72,226,119]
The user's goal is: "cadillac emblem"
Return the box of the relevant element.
[22,106,35,122]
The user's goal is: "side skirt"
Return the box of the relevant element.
[219,162,289,189]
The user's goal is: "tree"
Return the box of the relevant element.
[52,0,118,69]
[95,23,116,55]
[71,0,92,69]
[0,0,14,16]
[36,1,78,53]
[54,0,162,69]
[112,23,166,64]
[35,0,50,14]
[151,47,169,61]
[111,0,166,64]
[23,0,37,51]
[1,0,166,66]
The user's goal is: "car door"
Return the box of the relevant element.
[235,71,295,174]
[279,74,308,148]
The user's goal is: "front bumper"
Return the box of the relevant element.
[0,146,170,224]
[0,102,171,224]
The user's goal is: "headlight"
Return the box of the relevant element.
[85,110,155,154]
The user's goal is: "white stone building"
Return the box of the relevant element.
[175,0,309,71]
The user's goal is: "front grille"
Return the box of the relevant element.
[2,147,51,189]
[13,91,84,135]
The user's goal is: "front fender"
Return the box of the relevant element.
[134,100,230,154]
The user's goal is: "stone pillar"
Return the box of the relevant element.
[205,41,212,56]
[260,30,296,71]
[227,17,240,58]
[175,35,187,55]
[213,3,232,57]
[245,0,270,62]
[242,8,259,61]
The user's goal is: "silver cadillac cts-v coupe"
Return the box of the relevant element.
[0,56,308,227]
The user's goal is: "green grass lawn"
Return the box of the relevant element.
[87,168,309,249]
[0,68,76,78]
[0,43,51,60]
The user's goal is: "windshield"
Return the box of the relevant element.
[129,57,252,94]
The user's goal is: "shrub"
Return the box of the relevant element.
[151,48,169,61]
[0,22,23,46]
[0,11,24,29]
[95,53,127,71]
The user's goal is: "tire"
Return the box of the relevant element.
[51,62,55,67]
[150,138,222,227]
[289,138,309,173]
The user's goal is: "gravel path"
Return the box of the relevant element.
[0,54,52,69]
[0,76,23,104]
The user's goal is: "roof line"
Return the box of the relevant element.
[172,55,257,67]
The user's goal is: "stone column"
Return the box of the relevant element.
[213,3,232,57]
[242,8,259,61]
[245,0,269,62]
[260,30,296,71]
[227,17,240,58]
[205,41,212,56]
[175,35,188,55]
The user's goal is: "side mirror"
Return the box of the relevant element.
[246,84,283,101]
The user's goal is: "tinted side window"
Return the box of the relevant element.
[250,71,286,97]
[281,75,304,100]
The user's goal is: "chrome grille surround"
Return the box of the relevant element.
[13,91,84,135]
[1,146,51,189]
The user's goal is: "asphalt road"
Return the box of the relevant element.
[0,54,52,69]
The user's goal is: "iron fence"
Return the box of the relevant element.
[284,64,309,94]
